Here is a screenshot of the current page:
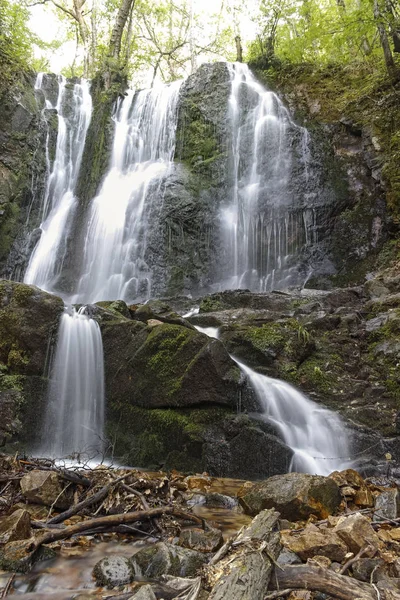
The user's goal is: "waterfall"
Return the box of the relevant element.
[237,360,350,475]
[41,307,105,459]
[25,75,105,460]
[193,323,350,475]
[74,80,183,304]
[220,63,312,292]
[24,75,92,295]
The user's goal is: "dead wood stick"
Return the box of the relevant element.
[339,545,376,575]
[18,460,91,487]
[30,507,203,551]
[119,482,150,510]
[271,564,378,600]
[264,590,292,599]
[47,473,131,524]
[1,574,15,598]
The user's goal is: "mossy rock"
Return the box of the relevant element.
[104,321,240,409]
[0,281,63,375]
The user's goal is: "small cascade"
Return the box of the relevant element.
[237,360,350,475]
[74,80,183,304]
[41,306,105,459]
[220,63,313,292]
[192,322,350,475]
[24,75,92,294]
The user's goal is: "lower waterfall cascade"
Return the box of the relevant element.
[41,306,105,459]
[194,324,351,475]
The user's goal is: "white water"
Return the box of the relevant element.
[221,63,313,292]
[74,81,183,304]
[191,322,350,475]
[237,360,350,475]
[26,75,105,460]
[41,307,105,459]
[25,76,92,294]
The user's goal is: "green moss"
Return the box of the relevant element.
[199,296,225,313]
[176,98,220,173]
[107,404,229,471]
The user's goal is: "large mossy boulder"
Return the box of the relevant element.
[0,280,63,375]
[239,473,341,519]
[0,281,63,449]
[102,318,241,409]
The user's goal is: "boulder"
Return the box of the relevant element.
[179,527,223,553]
[127,585,157,600]
[20,470,69,509]
[374,488,400,521]
[0,280,63,375]
[102,321,241,409]
[334,513,381,553]
[203,493,237,509]
[132,542,207,578]
[281,525,348,562]
[276,549,302,566]
[0,509,31,544]
[239,473,341,519]
[92,555,135,588]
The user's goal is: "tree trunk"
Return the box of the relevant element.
[271,564,383,600]
[235,35,243,62]
[373,0,395,72]
[108,0,135,60]
[207,509,281,600]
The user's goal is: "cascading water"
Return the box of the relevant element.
[74,80,182,304]
[220,63,314,292]
[24,75,92,294]
[25,75,105,460]
[193,323,350,475]
[41,307,105,458]
[235,360,350,475]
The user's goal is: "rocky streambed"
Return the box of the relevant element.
[0,458,400,598]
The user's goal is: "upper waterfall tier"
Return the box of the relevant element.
[20,63,335,303]
[24,75,92,295]
[220,63,312,292]
[74,80,182,304]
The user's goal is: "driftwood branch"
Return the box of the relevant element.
[47,473,130,524]
[31,507,203,551]
[271,564,378,600]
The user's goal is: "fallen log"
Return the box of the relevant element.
[31,506,204,550]
[270,564,380,600]
[207,509,281,600]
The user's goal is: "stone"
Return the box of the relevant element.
[185,475,212,492]
[341,486,357,498]
[0,281,64,375]
[0,509,31,544]
[239,473,341,520]
[92,555,135,588]
[374,488,400,521]
[334,513,380,554]
[179,527,223,553]
[20,470,69,509]
[127,585,157,600]
[389,528,400,541]
[352,557,387,582]
[203,492,237,509]
[102,321,241,409]
[276,548,302,566]
[339,469,366,488]
[281,525,348,562]
[132,542,207,579]
[354,487,374,508]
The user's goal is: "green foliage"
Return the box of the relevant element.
[247,0,399,76]
[0,0,35,84]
